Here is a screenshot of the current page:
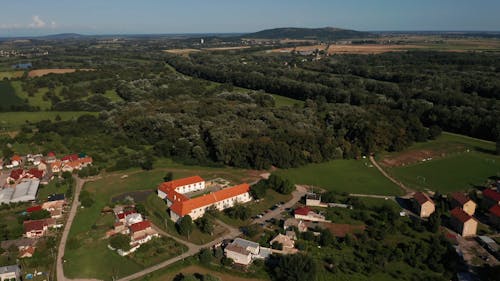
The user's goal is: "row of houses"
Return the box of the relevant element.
[107,205,159,256]
[23,194,66,240]
[2,152,93,174]
[157,176,252,222]
[413,189,500,237]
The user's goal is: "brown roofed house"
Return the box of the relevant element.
[450,192,476,216]
[413,192,435,218]
[450,208,478,237]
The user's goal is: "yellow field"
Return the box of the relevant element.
[28,68,93,78]
[0,71,23,80]
[164,48,200,55]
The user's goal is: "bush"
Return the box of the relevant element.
[109,234,131,251]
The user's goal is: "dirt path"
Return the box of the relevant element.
[349,193,396,200]
[369,155,414,196]
[57,176,102,281]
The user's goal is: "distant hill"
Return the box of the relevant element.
[244,27,372,41]
[39,33,87,40]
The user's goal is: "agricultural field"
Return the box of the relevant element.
[382,133,500,193]
[27,68,93,78]
[276,159,403,196]
[0,70,23,80]
[164,48,201,55]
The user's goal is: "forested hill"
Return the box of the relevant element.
[243,27,372,40]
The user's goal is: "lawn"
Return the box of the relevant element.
[271,94,304,107]
[276,159,403,196]
[388,151,500,193]
[0,111,97,132]
[104,89,123,102]
[11,81,52,110]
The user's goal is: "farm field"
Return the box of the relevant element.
[276,159,403,196]
[164,48,200,55]
[381,132,500,193]
[0,70,23,80]
[27,68,93,78]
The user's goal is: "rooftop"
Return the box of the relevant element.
[450,207,474,223]
[450,192,471,205]
[483,189,500,202]
[413,192,434,205]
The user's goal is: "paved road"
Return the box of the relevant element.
[369,155,413,196]
[56,176,102,281]
[254,185,308,224]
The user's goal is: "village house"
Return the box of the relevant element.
[60,157,93,172]
[10,155,22,167]
[489,205,500,229]
[46,152,56,163]
[482,189,500,208]
[294,207,329,222]
[305,193,328,207]
[412,192,435,218]
[23,218,57,238]
[224,238,271,266]
[283,218,308,233]
[18,246,36,258]
[450,192,476,216]
[115,220,159,256]
[270,233,297,253]
[0,265,21,281]
[51,160,63,173]
[450,208,478,237]
[6,169,25,184]
[157,176,252,222]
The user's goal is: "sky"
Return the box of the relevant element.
[0,0,499,36]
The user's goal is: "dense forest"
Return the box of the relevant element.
[165,51,500,141]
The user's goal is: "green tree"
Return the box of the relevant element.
[274,254,317,281]
[109,234,131,251]
[163,171,174,182]
[196,215,214,235]
[177,215,193,238]
[250,181,267,199]
[198,248,213,264]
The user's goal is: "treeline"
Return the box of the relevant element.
[165,51,499,141]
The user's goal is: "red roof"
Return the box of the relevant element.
[47,152,56,157]
[294,207,312,216]
[61,154,79,162]
[11,155,22,162]
[117,210,136,220]
[489,205,500,218]
[170,183,251,217]
[450,207,474,223]
[414,192,434,205]
[483,189,500,202]
[27,168,44,179]
[9,169,24,180]
[23,218,55,232]
[129,220,151,233]
[26,205,42,213]
[450,192,471,205]
[158,176,204,194]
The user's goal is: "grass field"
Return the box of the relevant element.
[271,94,304,107]
[11,81,53,110]
[276,159,403,196]
[382,132,500,193]
[0,111,97,131]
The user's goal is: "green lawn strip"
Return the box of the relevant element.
[271,94,304,107]
[276,159,403,196]
[356,197,400,209]
[0,111,98,131]
[388,152,500,193]
[11,81,52,110]
[104,89,123,102]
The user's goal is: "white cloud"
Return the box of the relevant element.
[29,15,46,28]
[0,16,57,30]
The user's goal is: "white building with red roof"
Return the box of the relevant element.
[294,207,328,222]
[157,176,251,222]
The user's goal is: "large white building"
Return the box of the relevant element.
[0,265,21,281]
[0,179,39,204]
[157,176,251,221]
[224,238,271,265]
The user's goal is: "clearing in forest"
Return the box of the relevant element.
[28,68,93,77]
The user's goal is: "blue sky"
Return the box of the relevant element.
[0,0,499,36]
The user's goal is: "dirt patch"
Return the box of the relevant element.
[111,190,153,203]
[164,49,201,55]
[156,265,267,281]
[270,44,328,53]
[204,46,251,51]
[320,223,365,237]
[28,68,93,78]
[327,44,423,54]
[380,146,466,167]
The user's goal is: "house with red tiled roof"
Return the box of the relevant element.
[294,207,328,222]
[23,218,56,238]
[412,192,435,218]
[26,205,42,213]
[10,155,22,167]
[450,208,478,237]
[61,154,79,162]
[489,205,500,229]
[26,168,45,180]
[482,189,500,208]
[51,160,63,173]
[157,176,252,222]
[449,192,476,216]
[114,220,159,256]
[19,246,36,258]
[7,169,25,184]
[61,157,93,172]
